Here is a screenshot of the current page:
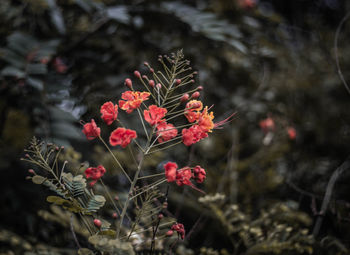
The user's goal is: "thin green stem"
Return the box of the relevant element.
[146,141,182,155]
[129,179,167,200]
[98,136,132,183]
[138,172,165,179]
[137,108,150,140]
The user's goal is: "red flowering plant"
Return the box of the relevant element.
[21,51,233,254]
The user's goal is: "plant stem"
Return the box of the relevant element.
[98,136,132,183]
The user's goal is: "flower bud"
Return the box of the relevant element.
[149,80,155,88]
[150,68,154,73]
[162,201,168,209]
[196,86,203,91]
[124,78,133,89]
[112,212,118,219]
[180,93,189,103]
[158,213,164,219]
[114,195,119,201]
[166,230,174,237]
[28,169,35,174]
[156,83,162,90]
[175,79,181,85]
[191,92,200,99]
[134,71,141,78]
[144,61,149,67]
[25,154,30,158]
[142,75,148,80]
[93,219,102,228]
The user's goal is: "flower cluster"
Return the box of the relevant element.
[164,162,206,187]
[85,165,106,186]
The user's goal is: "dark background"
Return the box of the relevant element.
[1,0,350,254]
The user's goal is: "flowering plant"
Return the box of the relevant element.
[22,51,232,254]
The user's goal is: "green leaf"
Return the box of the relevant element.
[32,175,46,184]
[1,66,26,78]
[87,195,106,213]
[26,77,44,91]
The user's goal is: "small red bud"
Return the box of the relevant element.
[28,169,35,174]
[193,71,198,75]
[166,230,174,236]
[180,93,190,103]
[156,83,162,90]
[150,68,154,73]
[149,80,155,88]
[93,219,102,228]
[134,71,141,78]
[196,86,203,91]
[190,79,195,83]
[162,201,168,209]
[175,79,181,85]
[144,61,149,67]
[25,154,30,158]
[114,195,119,201]
[142,75,148,80]
[112,212,118,219]
[158,213,164,219]
[125,78,133,89]
[191,92,200,99]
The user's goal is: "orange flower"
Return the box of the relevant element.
[100,101,118,125]
[82,119,100,140]
[198,106,214,132]
[119,91,150,113]
[184,100,203,123]
[109,127,137,148]
[156,122,178,143]
[144,105,167,126]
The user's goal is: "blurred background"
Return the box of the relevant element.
[1,0,350,254]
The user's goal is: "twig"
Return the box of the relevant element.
[312,156,350,237]
[70,214,81,249]
[334,11,350,96]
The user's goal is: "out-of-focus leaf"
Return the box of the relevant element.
[106,6,130,24]
[32,175,46,184]
[26,77,44,90]
[27,63,47,75]
[0,66,25,78]
[47,0,66,34]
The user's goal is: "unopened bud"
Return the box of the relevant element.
[28,169,35,174]
[158,213,164,219]
[60,146,64,150]
[112,212,118,219]
[25,154,30,158]
[142,75,148,80]
[196,86,203,91]
[191,92,200,99]
[150,68,154,73]
[175,79,181,85]
[156,83,162,90]
[93,219,102,228]
[149,80,155,88]
[166,230,174,236]
[114,195,119,201]
[193,71,198,75]
[190,79,195,83]
[180,93,190,103]
[125,78,133,89]
[144,61,149,67]
[162,201,168,209]
[134,71,141,78]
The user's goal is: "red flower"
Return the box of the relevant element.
[119,91,150,113]
[164,162,178,182]
[259,117,275,133]
[85,165,106,186]
[171,223,185,240]
[184,100,203,123]
[82,119,101,140]
[100,102,118,125]
[287,127,297,140]
[109,128,137,148]
[144,105,167,126]
[156,122,178,143]
[182,125,208,146]
[193,165,206,183]
[176,167,192,186]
